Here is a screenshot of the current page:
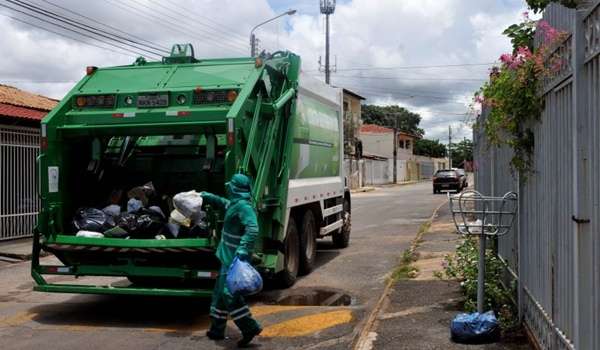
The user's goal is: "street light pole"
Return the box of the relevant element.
[250,9,297,57]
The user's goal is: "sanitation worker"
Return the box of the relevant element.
[201,173,262,347]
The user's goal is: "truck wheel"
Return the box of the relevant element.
[278,217,299,287]
[299,210,317,275]
[332,198,351,248]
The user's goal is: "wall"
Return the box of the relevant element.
[360,132,394,158]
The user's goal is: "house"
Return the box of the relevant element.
[0,84,57,127]
[341,88,365,156]
[359,124,418,160]
[0,84,57,241]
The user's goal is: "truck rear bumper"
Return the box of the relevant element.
[33,282,213,297]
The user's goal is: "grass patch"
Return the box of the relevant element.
[388,221,432,282]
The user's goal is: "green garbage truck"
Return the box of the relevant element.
[32,45,351,297]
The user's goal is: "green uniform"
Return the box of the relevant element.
[202,174,261,339]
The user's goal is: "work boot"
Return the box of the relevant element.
[206,330,225,341]
[237,327,262,347]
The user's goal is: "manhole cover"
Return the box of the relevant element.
[269,288,353,306]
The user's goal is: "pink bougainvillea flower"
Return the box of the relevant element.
[500,53,514,65]
[537,20,561,43]
[474,95,484,104]
[522,11,529,19]
[516,46,532,58]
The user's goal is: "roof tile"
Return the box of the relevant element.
[0,84,58,111]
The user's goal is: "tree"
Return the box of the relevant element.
[361,104,424,137]
[414,139,447,158]
[526,0,578,13]
[450,139,473,168]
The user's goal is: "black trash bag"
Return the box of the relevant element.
[73,208,115,232]
[450,311,500,344]
[103,226,129,238]
[116,208,166,238]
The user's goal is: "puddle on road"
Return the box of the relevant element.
[262,288,353,307]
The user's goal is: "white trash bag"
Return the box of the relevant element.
[173,190,203,218]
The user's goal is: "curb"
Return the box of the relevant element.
[352,199,448,350]
[351,187,376,193]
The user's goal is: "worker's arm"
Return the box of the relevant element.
[200,192,230,210]
[235,203,259,260]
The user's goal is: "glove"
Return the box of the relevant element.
[235,248,251,262]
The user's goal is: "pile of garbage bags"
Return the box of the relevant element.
[72,182,209,240]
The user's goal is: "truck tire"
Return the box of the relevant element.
[332,198,351,248]
[299,210,317,275]
[278,217,299,287]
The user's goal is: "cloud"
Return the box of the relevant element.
[0,0,527,141]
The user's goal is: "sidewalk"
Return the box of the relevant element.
[351,180,422,193]
[361,203,530,350]
[0,238,39,261]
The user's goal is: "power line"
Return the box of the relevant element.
[0,12,136,57]
[119,0,247,52]
[38,0,171,52]
[162,0,247,41]
[144,0,248,46]
[104,0,246,56]
[339,83,474,101]
[306,62,496,73]
[342,85,471,104]
[6,0,166,57]
[0,2,158,58]
[323,74,485,82]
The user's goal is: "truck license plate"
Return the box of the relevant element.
[137,94,169,107]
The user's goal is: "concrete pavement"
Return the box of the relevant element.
[0,182,447,349]
[361,202,531,350]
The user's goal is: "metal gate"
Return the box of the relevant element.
[0,125,40,241]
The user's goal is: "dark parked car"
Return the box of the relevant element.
[454,168,468,189]
[433,169,462,194]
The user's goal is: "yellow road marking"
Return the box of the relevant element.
[261,309,353,337]
[0,311,36,327]
[251,305,306,317]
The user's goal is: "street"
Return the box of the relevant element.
[0,182,447,350]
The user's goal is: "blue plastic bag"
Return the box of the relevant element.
[226,257,263,296]
[450,311,500,344]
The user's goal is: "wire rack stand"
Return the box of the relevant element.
[448,190,518,313]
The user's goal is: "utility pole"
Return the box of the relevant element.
[393,118,398,183]
[319,0,336,84]
[448,125,453,169]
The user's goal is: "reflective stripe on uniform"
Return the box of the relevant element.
[230,305,249,316]
[211,307,229,316]
[210,313,228,320]
[224,240,239,249]
[232,311,251,321]
[222,230,242,241]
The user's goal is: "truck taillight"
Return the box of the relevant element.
[193,89,239,105]
[73,94,116,109]
[40,123,48,150]
[227,118,235,145]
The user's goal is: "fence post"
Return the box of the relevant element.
[573,3,593,349]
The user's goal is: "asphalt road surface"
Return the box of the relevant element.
[0,182,448,350]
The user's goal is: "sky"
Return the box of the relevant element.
[0,0,530,141]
